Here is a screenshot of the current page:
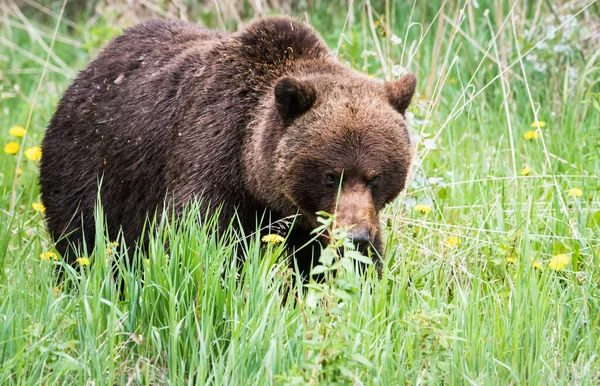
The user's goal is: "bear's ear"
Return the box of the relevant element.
[274,77,316,123]
[385,73,417,115]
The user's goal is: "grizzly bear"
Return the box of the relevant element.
[40,17,416,277]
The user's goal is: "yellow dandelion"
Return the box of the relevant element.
[40,251,58,261]
[506,256,517,264]
[567,188,583,198]
[32,202,46,212]
[549,254,569,271]
[520,167,532,176]
[106,240,119,255]
[261,234,285,245]
[530,121,546,128]
[4,142,19,154]
[445,235,460,247]
[529,258,542,269]
[414,204,432,215]
[523,130,541,140]
[9,126,26,137]
[76,257,90,266]
[25,146,42,161]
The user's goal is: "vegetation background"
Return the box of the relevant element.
[1,0,600,384]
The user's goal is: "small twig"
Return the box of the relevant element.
[2,18,83,47]
[11,3,71,72]
[364,0,389,79]
[212,0,227,32]
[442,14,524,83]
[19,0,79,30]
[335,0,354,56]
[0,36,65,74]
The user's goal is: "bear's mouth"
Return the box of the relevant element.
[315,230,376,256]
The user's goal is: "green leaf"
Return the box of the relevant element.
[339,257,354,273]
[351,353,373,367]
[586,210,600,228]
[331,288,353,301]
[311,265,329,275]
[315,211,333,218]
[306,288,323,308]
[319,248,335,266]
[345,250,373,265]
[437,187,448,200]
[552,242,569,255]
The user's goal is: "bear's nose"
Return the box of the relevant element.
[348,227,371,246]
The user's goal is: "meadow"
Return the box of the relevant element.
[1,0,599,384]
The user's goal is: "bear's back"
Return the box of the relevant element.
[40,20,224,257]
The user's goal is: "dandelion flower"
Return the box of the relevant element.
[523,130,541,140]
[76,257,90,266]
[9,126,26,137]
[506,256,517,264]
[25,146,42,161]
[445,235,460,247]
[567,188,583,197]
[529,258,542,269]
[530,121,546,128]
[106,241,119,254]
[549,254,569,271]
[262,234,285,245]
[413,204,432,215]
[520,167,532,176]
[40,251,58,261]
[32,202,46,212]
[4,142,19,154]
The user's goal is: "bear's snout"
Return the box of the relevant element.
[347,225,371,245]
[334,185,379,246]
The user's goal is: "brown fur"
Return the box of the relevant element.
[40,17,416,277]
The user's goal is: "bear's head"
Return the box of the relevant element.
[246,71,416,251]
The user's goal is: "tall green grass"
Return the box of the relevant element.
[1,0,599,384]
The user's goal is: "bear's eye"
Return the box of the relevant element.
[369,175,382,188]
[324,173,338,187]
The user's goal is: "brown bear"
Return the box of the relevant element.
[40,17,416,277]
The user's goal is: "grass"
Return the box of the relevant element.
[1,0,600,384]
